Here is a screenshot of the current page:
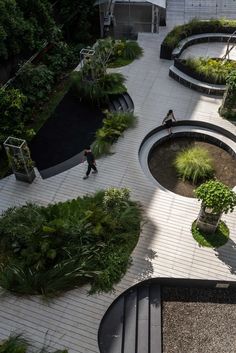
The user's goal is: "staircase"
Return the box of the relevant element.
[109,92,134,113]
[98,283,162,353]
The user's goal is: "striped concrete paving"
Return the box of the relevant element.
[0,28,236,353]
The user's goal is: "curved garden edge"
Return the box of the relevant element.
[160,18,236,60]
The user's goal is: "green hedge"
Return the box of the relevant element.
[162,18,236,52]
[176,58,236,85]
[0,188,141,296]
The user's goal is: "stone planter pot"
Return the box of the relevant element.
[14,169,36,183]
[196,204,222,234]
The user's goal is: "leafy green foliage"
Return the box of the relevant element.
[0,334,67,353]
[162,18,236,51]
[43,42,82,81]
[0,87,27,144]
[122,41,143,60]
[226,70,236,90]
[174,146,214,184]
[103,188,130,212]
[97,38,143,68]
[180,57,236,84]
[0,334,28,353]
[192,220,229,248]
[15,63,54,106]
[0,0,59,60]
[0,189,141,296]
[58,0,98,43]
[72,71,126,103]
[93,111,137,157]
[195,180,236,214]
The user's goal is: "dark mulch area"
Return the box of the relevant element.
[162,286,236,353]
[30,89,104,170]
[148,137,236,197]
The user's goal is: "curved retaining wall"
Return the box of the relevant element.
[169,65,226,96]
[160,33,236,60]
[139,122,236,192]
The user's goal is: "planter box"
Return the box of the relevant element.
[196,206,222,234]
[160,44,172,60]
[14,169,36,183]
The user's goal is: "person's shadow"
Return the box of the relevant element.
[215,238,236,275]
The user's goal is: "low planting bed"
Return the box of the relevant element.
[174,57,236,85]
[148,136,236,197]
[0,188,141,297]
[160,19,236,60]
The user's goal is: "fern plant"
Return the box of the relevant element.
[93,111,137,157]
[174,146,214,184]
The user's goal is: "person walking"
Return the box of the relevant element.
[162,109,176,134]
[83,146,98,180]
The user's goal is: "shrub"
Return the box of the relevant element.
[0,335,28,353]
[103,188,130,212]
[162,18,236,52]
[93,111,137,157]
[179,57,236,85]
[0,189,141,296]
[122,40,143,60]
[0,87,27,144]
[43,42,82,80]
[0,334,67,353]
[15,63,54,106]
[71,71,126,103]
[96,38,143,68]
[174,146,214,184]
[194,180,236,214]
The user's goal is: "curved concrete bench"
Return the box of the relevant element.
[169,65,226,96]
[171,33,236,60]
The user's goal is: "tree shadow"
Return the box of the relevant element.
[215,238,236,275]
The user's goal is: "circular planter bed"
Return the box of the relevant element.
[148,137,236,198]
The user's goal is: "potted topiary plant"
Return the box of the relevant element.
[4,137,36,183]
[194,180,236,234]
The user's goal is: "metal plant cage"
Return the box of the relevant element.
[3,136,36,183]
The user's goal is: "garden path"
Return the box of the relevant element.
[0,32,236,353]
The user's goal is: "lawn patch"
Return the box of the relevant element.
[191,220,229,248]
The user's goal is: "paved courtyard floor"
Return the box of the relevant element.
[0,28,236,353]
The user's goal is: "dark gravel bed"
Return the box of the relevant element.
[162,287,236,353]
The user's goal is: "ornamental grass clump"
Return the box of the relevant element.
[174,146,214,184]
[0,189,141,297]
